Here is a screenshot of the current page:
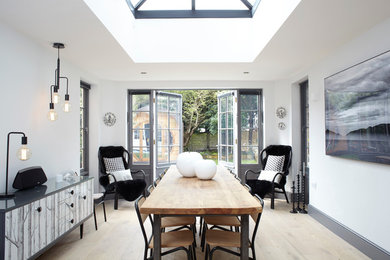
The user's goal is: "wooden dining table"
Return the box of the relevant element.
[140,165,263,260]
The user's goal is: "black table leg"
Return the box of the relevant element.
[153,214,161,260]
[240,215,249,260]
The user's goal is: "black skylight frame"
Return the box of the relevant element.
[126,0,262,19]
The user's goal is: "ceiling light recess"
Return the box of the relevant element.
[126,0,262,19]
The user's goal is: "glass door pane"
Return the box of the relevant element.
[238,90,263,179]
[156,92,183,174]
[218,91,235,170]
[129,91,153,188]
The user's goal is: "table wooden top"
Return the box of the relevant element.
[140,165,262,215]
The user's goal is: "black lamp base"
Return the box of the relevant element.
[0,193,15,199]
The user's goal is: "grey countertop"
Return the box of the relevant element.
[0,176,93,212]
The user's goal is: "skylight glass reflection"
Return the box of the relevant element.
[139,0,191,10]
[196,0,248,10]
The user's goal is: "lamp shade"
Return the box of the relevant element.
[47,109,58,121]
[17,145,31,161]
[62,100,71,112]
[52,92,60,104]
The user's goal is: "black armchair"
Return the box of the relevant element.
[98,146,147,210]
[245,145,292,209]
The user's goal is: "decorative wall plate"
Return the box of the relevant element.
[276,107,287,119]
[278,122,286,130]
[103,112,116,126]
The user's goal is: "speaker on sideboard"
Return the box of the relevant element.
[12,166,47,190]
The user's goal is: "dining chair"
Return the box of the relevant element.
[200,177,252,251]
[204,195,264,260]
[147,182,197,247]
[135,195,196,260]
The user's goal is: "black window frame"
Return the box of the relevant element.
[80,81,90,176]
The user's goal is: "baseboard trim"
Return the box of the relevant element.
[309,205,390,260]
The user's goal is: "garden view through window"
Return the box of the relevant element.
[129,89,262,175]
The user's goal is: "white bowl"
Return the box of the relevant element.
[195,160,217,180]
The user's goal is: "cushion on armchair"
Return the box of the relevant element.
[264,155,285,172]
[103,157,125,172]
[107,169,133,183]
[258,170,282,184]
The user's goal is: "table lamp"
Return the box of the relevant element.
[0,132,31,199]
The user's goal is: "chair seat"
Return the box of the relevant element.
[204,216,240,227]
[205,230,241,248]
[93,193,104,200]
[149,230,194,248]
[161,216,196,228]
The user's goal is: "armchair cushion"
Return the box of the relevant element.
[264,155,285,172]
[103,157,126,172]
[246,180,272,199]
[108,169,133,183]
[116,179,147,201]
[258,170,282,184]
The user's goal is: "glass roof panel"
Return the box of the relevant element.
[196,0,248,10]
[247,0,257,5]
[139,0,191,10]
[130,0,139,6]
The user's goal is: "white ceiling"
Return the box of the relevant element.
[0,0,390,81]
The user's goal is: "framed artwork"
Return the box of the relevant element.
[325,50,390,165]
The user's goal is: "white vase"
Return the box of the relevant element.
[195,160,217,180]
[176,152,203,177]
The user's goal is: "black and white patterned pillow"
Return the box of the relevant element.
[103,157,125,172]
[264,155,285,172]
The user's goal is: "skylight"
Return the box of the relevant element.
[126,0,261,19]
[83,0,301,63]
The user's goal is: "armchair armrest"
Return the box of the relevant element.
[244,169,261,183]
[131,169,146,180]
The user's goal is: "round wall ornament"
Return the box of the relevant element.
[278,122,286,130]
[276,107,287,119]
[103,112,116,126]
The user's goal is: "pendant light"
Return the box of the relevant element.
[48,43,70,121]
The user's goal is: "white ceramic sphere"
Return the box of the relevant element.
[195,160,217,180]
[189,152,203,161]
[176,152,203,177]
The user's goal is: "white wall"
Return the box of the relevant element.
[0,21,100,193]
[279,17,390,252]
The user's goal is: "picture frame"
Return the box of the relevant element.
[324,50,390,165]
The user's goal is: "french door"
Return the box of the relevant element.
[217,91,237,172]
[128,90,183,186]
[217,90,263,179]
[237,90,263,180]
[155,92,183,176]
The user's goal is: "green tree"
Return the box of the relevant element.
[174,90,218,147]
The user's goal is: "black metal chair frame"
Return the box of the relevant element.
[135,195,196,260]
[244,145,292,209]
[205,195,264,260]
[93,194,107,231]
[98,146,146,210]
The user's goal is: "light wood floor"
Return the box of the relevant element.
[38,199,369,260]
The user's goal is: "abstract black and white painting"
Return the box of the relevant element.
[325,50,390,165]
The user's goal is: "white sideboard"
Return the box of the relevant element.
[0,177,93,260]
